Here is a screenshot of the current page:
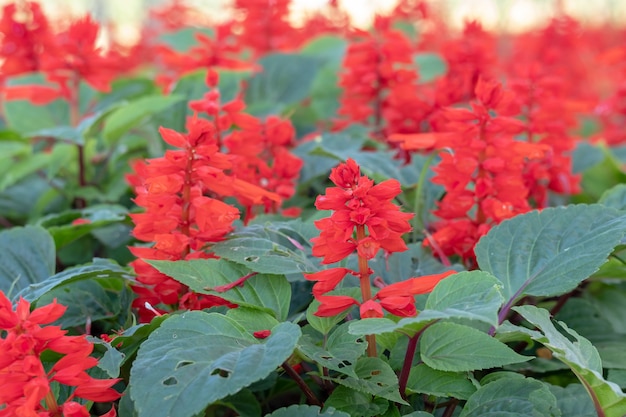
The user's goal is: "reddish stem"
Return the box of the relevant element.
[356,225,377,357]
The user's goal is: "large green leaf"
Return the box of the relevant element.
[424,271,504,326]
[349,271,504,337]
[599,184,626,211]
[475,205,626,304]
[102,94,184,144]
[14,258,133,304]
[244,53,322,116]
[265,405,349,417]
[420,322,531,372]
[0,226,55,298]
[406,363,476,400]
[459,377,560,417]
[130,313,301,417]
[148,258,291,320]
[0,152,52,192]
[331,357,407,404]
[210,220,318,275]
[548,384,596,417]
[514,305,626,417]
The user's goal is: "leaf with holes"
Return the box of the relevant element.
[475,205,626,305]
[420,322,531,372]
[514,305,626,417]
[130,312,301,417]
[331,357,408,404]
[211,221,318,275]
[0,225,55,298]
[149,258,291,320]
[459,377,560,417]
[297,323,366,378]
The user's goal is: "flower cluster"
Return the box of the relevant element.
[304,159,452,319]
[0,292,121,417]
[190,71,302,221]
[335,17,426,140]
[127,114,280,321]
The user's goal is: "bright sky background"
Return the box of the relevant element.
[2,0,626,45]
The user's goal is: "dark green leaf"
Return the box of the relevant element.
[14,258,133,304]
[148,258,291,320]
[406,363,476,400]
[475,205,626,303]
[459,377,560,417]
[0,226,55,298]
[130,313,301,417]
[548,384,597,417]
[324,386,389,417]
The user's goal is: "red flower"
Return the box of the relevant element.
[0,292,121,417]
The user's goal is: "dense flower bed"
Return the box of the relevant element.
[1,1,626,416]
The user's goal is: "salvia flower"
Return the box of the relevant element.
[305,159,451,322]
[0,292,121,417]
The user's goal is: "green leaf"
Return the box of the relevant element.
[599,184,626,211]
[148,259,291,320]
[349,272,503,337]
[265,405,350,417]
[3,73,70,134]
[420,322,531,372]
[514,305,626,417]
[215,389,261,417]
[102,94,184,144]
[573,141,605,173]
[130,313,301,417]
[300,35,347,63]
[37,278,129,328]
[0,152,52,192]
[413,53,448,83]
[14,258,133,304]
[0,226,55,298]
[89,336,126,378]
[324,386,389,417]
[332,357,408,404]
[37,204,128,248]
[297,323,366,378]
[548,384,596,417]
[425,271,504,326]
[244,53,322,116]
[211,220,318,275]
[475,205,626,304]
[459,377,560,417]
[406,363,476,400]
